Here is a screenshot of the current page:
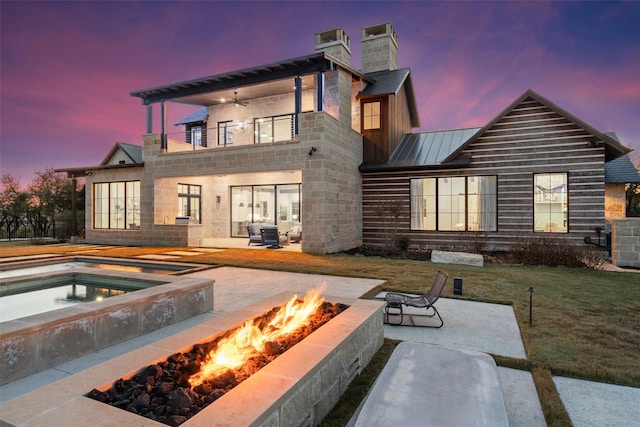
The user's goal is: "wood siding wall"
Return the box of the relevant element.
[362,97,388,162]
[362,97,608,251]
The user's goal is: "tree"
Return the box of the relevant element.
[627,152,640,217]
[0,174,29,239]
[26,168,73,237]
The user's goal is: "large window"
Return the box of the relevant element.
[363,101,381,130]
[254,114,294,143]
[178,184,201,224]
[411,176,497,231]
[230,183,301,237]
[534,173,567,232]
[93,181,140,229]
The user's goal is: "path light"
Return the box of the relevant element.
[527,287,536,326]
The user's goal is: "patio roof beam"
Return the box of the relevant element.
[128,52,375,105]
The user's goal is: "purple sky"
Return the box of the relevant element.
[2,1,639,185]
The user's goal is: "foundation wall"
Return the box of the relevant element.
[0,269,214,385]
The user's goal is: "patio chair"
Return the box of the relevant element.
[261,225,282,248]
[247,224,263,246]
[289,224,302,243]
[384,270,449,327]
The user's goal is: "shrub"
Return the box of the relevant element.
[394,234,411,252]
[508,234,608,268]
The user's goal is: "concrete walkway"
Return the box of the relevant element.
[1,266,638,427]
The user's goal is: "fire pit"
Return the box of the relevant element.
[0,292,384,427]
[87,288,348,426]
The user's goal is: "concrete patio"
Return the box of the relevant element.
[1,264,638,426]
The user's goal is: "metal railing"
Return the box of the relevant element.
[1,220,81,241]
[164,114,296,153]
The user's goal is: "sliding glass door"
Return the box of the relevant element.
[230,183,301,237]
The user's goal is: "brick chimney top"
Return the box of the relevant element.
[315,27,351,64]
[361,23,398,73]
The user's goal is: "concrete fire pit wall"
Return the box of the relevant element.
[0,294,384,427]
[0,268,214,385]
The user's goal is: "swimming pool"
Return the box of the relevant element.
[0,263,215,385]
[0,255,210,279]
[0,273,156,322]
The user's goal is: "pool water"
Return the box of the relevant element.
[0,280,138,322]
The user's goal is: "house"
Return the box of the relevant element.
[360,89,638,255]
[58,23,640,265]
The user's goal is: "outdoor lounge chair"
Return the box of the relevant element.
[384,270,449,327]
[247,224,263,246]
[261,225,282,248]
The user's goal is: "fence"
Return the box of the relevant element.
[0,220,81,242]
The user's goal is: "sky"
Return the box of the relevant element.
[2,0,639,185]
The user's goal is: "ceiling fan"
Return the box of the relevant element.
[232,91,248,107]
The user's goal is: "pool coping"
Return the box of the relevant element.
[0,255,214,275]
[1,267,214,385]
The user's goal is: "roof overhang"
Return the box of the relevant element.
[55,163,144,178]
[359,156,472,173]
[130,52,371,105]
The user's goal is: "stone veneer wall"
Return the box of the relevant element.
[605,183,627,219]
[610,218,640,268]
[298,67,363,254]
[0,295,383,427]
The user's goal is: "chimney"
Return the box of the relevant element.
[315,27,351,64]
[361,23,398,73]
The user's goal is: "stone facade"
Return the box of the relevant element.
[605,183,627,219]
[361,23,399,73]
[0,270,214,384]
[610,218,640,268]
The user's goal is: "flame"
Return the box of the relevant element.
[189,284,327,387]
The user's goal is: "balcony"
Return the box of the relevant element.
[164,113,298,153]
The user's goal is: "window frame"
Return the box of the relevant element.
[410,176,497,232]
[217,120,233,146]
[93,181,140,230]
[254,114,294,144]
[190,126,202,146]
[533,173,568,233]
[178,183,202,224]
[362,101,381,130]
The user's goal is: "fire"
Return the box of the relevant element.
[189,285,327,387]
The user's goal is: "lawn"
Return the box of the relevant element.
[2,242,639,426]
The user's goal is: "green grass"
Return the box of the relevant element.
[2,243,639,426]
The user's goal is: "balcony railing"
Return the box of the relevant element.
[163,114,297,153]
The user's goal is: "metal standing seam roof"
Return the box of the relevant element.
[175,106,209,125]
[386,127,481,167]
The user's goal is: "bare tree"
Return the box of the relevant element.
[26,168,73,238]
[0,174,29,239]
[627,152,640,217]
